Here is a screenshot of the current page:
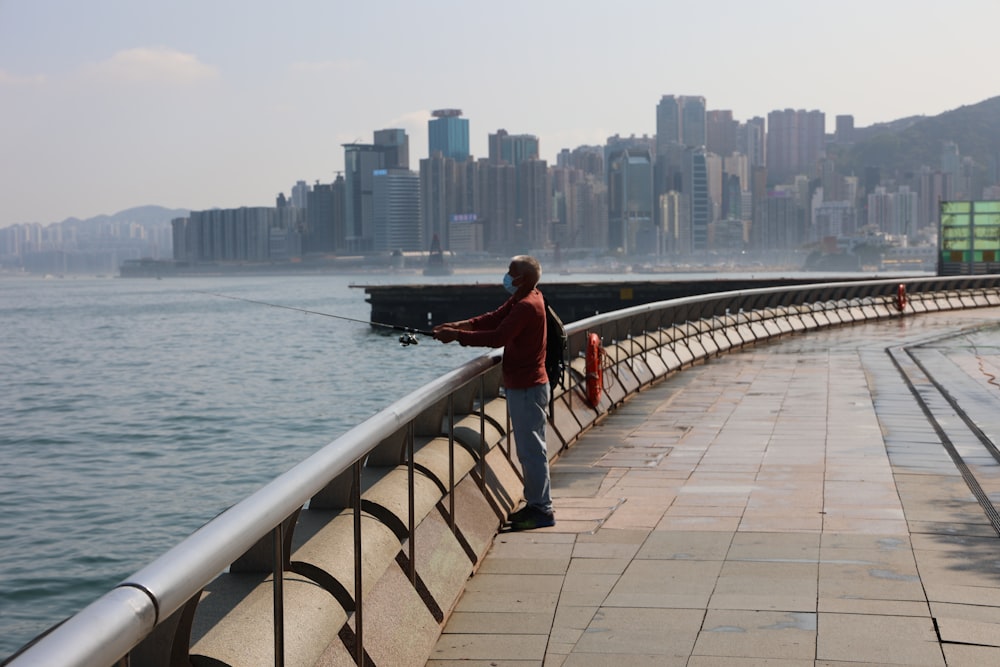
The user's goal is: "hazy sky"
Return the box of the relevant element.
[1,0,997,228]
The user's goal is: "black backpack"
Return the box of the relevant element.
[543,296,567,417]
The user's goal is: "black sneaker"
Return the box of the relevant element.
[508,507,555,531]
[507,505,532,523]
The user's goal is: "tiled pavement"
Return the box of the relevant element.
[428,307,1000,666]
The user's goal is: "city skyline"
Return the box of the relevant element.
[2,0,998,228]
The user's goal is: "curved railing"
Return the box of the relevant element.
[6,274,1000,667]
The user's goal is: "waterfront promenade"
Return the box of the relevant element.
[428,307,1000,666]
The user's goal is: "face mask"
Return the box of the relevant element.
[503,273,517,294]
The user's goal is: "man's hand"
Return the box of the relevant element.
[433,325,460,344]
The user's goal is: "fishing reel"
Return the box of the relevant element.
[399,333,419,346]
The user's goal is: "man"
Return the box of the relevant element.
[432,256,555,531]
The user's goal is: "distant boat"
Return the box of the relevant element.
[424,233,453,276]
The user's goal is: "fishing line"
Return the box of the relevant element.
[195,290,433,345]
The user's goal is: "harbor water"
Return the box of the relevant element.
[0,273,494,658]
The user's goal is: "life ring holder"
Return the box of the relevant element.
[896,283,907,312]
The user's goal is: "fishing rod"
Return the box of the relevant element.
[196,290,433,346]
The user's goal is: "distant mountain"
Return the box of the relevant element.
[59,205,189,229]
[834,96,1000,177]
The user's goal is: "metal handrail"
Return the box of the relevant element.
[7,354,501,666]
[7,273,1000,666]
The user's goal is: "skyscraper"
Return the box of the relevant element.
[656,95,707,155]
[420,152,477,251]
[488,130,539,166]
[372,168,421,252]
[429,109,470,161]
[607,148,654,254]
[373,128,409,170]
[344,129,410,251]
[706,110,738,158]
[765,109,825,185]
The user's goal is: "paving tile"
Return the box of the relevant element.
[693,609,816,660]
[604,559,722,608]
[689,658,812,666]
[818,598,930,616]
[816,613,944,666]
[709,561,818,612]
[464,573,565,594]
[429,633,549,661]
[941,643,1000,665]
[635,530,732,560]
[562,654,686,666]
[557,572,619,607]
[726,531,820,562]
[571,607,703,656]
[818,561,925,601]
[441,611,553,635]
[565,558,629,575]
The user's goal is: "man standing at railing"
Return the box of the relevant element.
[432,255,555,531]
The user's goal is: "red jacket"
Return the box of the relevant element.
[457,288,548,389]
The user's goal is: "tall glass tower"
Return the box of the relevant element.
[429,109,470,160]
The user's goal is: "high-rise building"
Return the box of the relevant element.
[656,95,707,155]
[477,159,517,253]
[429,109,470,161]
[420,152,476,251]
[766,109,825,185]
[835,115,855,144]
[516,158,550,252]
[291,180,310,209]
[741,117,766,167]
[178,207,275,262]
[607,148,654,254]
[343,129,410,251]
[372,168,421,252]
[373,128,409,169]
[706,110,738,158]
[488,129,539,166]
[305,177,345,253]
[687,148,710,252]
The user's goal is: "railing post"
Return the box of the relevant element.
[352,459,364,666]
[272,522,284,667]
[478,375,486,490]
[448,395,456,532]
[407,421,416,585]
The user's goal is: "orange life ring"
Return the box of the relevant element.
[896,283,907,312]
[586,332,602,407]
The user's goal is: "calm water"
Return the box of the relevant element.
[0,273,494,657]
[0,267,884,657]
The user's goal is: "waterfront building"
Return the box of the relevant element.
[765,109,825,185]
[868,186,918,239]
[477,159,517,253]
[607,147,654,254]
[291,180,310,209]
[687,147,711,252]
[517,157,550,252]
[835,115,855,144]
[706,109,738,158]
[372,168,421,252]
[656,95,707,153]
[305,178,344,253]
[420,144,476,252]
[488,129,539,167]
[812,198,857,241]
[429,109,470,161]
[741,116,767,168]
[176,207,274,262]
[344,129,409,252]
